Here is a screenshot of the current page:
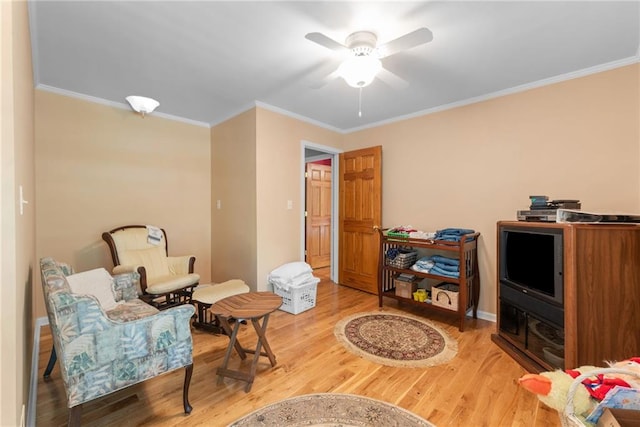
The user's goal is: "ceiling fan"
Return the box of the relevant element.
[305,27,433,89]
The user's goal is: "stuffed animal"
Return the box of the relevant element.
[519,358,640,425]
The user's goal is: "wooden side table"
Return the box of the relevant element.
[209,291,282,392]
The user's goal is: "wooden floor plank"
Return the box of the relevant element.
[35,269,560,426]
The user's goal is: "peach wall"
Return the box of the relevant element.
[255,107,342,290]
[344,64,640,316]
[35,91,211,318]
[1,1,36,424]
[210,109,258,287]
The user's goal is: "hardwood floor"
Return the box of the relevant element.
[35,269,561,426]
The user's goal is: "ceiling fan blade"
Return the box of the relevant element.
[376,67,409,89]
[310,68,341,89]
[376,27,433,58]
[305,32,348,52]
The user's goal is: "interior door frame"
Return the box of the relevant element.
[300,140,342,283]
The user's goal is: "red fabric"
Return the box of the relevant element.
[310,159,331,166]
[566,369,631,401]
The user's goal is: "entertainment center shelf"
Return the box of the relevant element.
[492,220,640,373]
[376,228,480,332]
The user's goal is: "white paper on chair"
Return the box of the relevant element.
[146,225,163,245]
[66,268,119,310]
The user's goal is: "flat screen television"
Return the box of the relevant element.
[499,225,564,306]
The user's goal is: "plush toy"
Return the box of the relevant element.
[519,358,640,425]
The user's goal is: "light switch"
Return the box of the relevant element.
[19,185,28,215]
[216,200,221,210]
[287,200,293,210]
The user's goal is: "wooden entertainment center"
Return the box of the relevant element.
[492,221,640,372]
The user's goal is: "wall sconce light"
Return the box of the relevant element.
[125,96,159,117]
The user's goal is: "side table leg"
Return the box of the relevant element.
[244,314,276,393]
[217,319,243,386]
[216,315,246,359]
[252,314,276,366]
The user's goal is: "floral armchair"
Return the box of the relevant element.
[40,257,195,426]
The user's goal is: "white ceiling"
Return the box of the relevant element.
[29,1,640,132]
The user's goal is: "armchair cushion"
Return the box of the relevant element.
[147,274,201,295]
[112,273,141,302]
[66,267,119,311]
[119,246,170,280]
[168,256,197,276]
[106,299,159,322]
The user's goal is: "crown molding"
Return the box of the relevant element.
[254,101,344,134]
[343,56,640,134]
[35,85,211,128]
[36,55,640,135]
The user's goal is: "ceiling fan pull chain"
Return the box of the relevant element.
[358,87,363,118]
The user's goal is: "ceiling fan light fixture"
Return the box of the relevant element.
[125,95,159,117]
[338,55,382,88]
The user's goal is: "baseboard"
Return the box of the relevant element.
[476,309,496,323]
[27,317,49,427]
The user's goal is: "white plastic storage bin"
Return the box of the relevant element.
[271,280,317,314]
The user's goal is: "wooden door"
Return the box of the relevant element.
[339,146,382,294]
[305,162,332,269]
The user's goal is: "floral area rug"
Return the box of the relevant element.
[334,311,457,368]
[229,393,434,426]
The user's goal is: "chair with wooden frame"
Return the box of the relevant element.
[102,225,199,309]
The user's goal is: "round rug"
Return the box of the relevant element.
[334,311,457,368]
[228,393,434,427]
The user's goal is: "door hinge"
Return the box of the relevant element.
[305,172,309,178]
[304,211,308,217]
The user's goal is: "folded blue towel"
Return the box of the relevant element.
[429,265,460,278]
[436,228,475,236]
[433,263,459,272]
[430,255,459,266]
[435,228,475,242]
[415,257,434,270]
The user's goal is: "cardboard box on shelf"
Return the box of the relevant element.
[394,279,418,298]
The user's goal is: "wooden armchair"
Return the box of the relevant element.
[102,225,199,309]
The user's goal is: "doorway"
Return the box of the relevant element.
[305,160,332,269]
[301,141,341,283]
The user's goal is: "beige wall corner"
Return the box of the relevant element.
[255,107,343,290]
[34,91,212,317]
[210,108,258,287]
[1,1,36,426]
[210,107,343,291]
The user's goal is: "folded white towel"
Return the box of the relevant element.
[146,225,163,246]
[268,262,312,280]
[271,275,320,290]
[409,231,436,240]
[269,271,317,289]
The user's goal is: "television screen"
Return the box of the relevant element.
[504,231,556,296]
